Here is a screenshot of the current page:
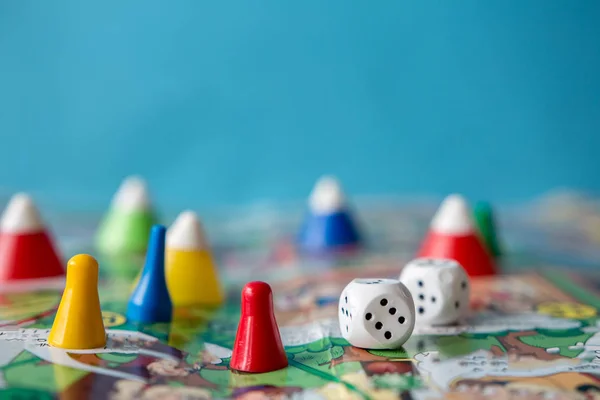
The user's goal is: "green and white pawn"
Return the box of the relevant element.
[95,176,158,255]
[473,201,502,259]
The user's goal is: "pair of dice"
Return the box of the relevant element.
[339,258,470,349]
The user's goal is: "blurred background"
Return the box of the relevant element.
[1,1,599,212]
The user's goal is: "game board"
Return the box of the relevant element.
[2,195,600,399]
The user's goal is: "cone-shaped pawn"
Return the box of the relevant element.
[95,176,157,255]
[48,254,106,349]
[230,281,288,373]
[417,194,496,277]
[473,201,502,258]
[0,193,64,283]
[297,176,361,253]
[127,225,172,323]
[166,211,223,307]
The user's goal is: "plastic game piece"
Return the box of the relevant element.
[473,201,502,258]
[0,193,64,284]
[230,281,288,373]
[48,254,106,349]
[95,176,157,255]
[298,176,361,253]
[127,224,173,323]
[166,211,224,307]
[417,194,496,277]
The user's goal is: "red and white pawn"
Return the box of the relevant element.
[0,194,64,286]
[417,194,496,277]
[230,281,288,373]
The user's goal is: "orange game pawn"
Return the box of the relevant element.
[230,281,288,373]
[418,194,496,277]
[0,194,64,285]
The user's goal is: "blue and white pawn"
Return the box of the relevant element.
[127,224,173,323]
[298,176,361,253]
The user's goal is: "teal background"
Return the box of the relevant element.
[1,1,599,210]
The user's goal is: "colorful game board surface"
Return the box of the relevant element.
[2,194,600,399]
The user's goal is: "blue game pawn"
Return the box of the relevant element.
[127,225,173,323]
[298,176,361,253]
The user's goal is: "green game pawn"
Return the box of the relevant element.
[473,201,502,258]
[95,176,158,255]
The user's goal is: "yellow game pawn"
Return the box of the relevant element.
[48,254,106,349]
[166,211,224,307]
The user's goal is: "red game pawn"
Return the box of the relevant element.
[230,281,288,373]
[0,194,64,286]
[418,194,496,277]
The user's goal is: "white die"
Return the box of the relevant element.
[399,258,470,326]
[339,278,415,349]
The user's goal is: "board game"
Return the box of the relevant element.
[2,194,600,400]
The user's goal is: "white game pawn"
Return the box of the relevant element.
[308,175,346,215]
[399,258,470,326]
[111,176,152,212]
[0,193,44,234]
[339,278,415,349]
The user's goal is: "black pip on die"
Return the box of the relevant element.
[339,278,415,349]
[399,258,470,326]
